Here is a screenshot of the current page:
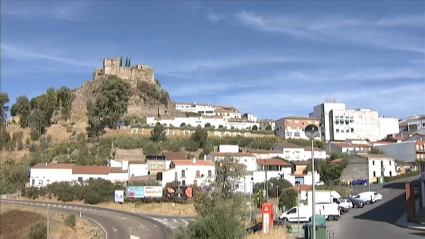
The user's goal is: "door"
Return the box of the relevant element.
[285,208,298,222]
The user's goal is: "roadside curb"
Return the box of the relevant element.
[395,213,425,231]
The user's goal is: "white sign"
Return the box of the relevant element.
[144,186,163,198]
[115,190,124,203]
[263,213,270,234]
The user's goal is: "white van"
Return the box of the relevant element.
[316,202,340,221]
[279,205,312,222]
[353,192,378,204]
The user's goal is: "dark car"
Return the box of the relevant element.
[343,197,365,208]
[246,220,292,233]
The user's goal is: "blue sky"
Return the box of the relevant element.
[1,1,424,120]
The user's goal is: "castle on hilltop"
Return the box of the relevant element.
[92,57,155,87]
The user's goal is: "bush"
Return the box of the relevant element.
[383,171,420,183]
[279,189,297,211]
[26,221,47,239]
[30,130,41,141]
[64,214,76,227]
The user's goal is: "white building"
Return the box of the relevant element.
[243,113,258,123]
[400,114,425,132]
[273,143,306,161]
[309,100,347,142]
[303,147,327,160]
[159,159,215,188]
[309,100,399,142]
[71,166,112,182]
[328,140,372,155]
[29,163,75,187]
[146,116,260,130]
[329,109,399,142]
[375,140,425,162]
[207,152,257,171]
[174,102,216,116]
[275,116,321,140]
[247,149,284,159]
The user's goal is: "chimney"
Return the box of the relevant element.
[204,155,206,161]
[192,158,196,163]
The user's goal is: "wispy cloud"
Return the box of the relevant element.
[235,11,425,53]
[274,67,424,83]
[1,1,90,21]
[1,43,97,68]
[220,82,425,119]
[157,55,331,74]
[206,9,221,22]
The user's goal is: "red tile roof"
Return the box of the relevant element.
[72,166,110,175]
[287,184,312,191]
[330,158,344,163]
[171,160,215,166]
[163,152,187,160]
[256,159,292,166]
[33,163,76,169]
[247,149,282,154]
[209,152,254,157]
[110,167,128,173]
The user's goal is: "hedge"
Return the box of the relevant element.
[383,170,421,183]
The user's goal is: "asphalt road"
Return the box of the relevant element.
[323,176,425,239]
[0,199,172,239]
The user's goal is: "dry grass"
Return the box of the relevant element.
[1,150,30,162]
[0,204,104,239]
[246,228,288,239]
[19,196,197,216]
[45,124,75,143]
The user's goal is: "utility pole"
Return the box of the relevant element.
[311,139,316,239]
[47,204,50,239]
[264,160,268,202]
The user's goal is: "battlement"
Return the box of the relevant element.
[93,57,155,87]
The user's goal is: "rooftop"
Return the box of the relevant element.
[163,152,187,160]
[72,166,110,175]
[274,143,304,149]
[32,163,76,169]
[171,160,215,166]
[247,149,282,154]
[209,152,254,157]
[282,116,320,121]
[256,159,292,166]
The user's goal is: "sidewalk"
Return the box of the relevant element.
[395,212,425,231]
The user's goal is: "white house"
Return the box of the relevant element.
[146,116,260,130]
[159,159,215,188]
[252,159,293,185]
[128,161,149,177]
[71,166,111,182]
[273,143,306,161]
[29,163,76,187]
[303,147,327,160]
[207,152,257,171]
[247,149,284,159]
[109,167,129,183]
[174,102,216,116]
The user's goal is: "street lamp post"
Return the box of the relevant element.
[296,181,301,237]
[305,124,320,239]
[264,160,268,203]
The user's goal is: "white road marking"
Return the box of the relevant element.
[182,220,189,226]
[163,219,168,221]
[54,205,56,207]
[113,227,117,232]
[64,206,67,208]
[74,207,77,209]
[116,216,127,220]
[59,205,61,208]
[36,203,39,205]
[42,204,44,206]
[79,208,83,210]
[173,219,178,222]
[130,236,140,239]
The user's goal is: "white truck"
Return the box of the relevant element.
[307,190,351,212]
[279,203,340,222]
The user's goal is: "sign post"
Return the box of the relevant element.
[261,203,273,234]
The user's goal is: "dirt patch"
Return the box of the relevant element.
[246,228,288,239]
[0,204,104,239]
[0,208,45,239]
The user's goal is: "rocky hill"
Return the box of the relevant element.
[69,57,185,125]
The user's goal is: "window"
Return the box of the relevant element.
[194,180,197,186]
[295,120,299,123]
[286,132,292,137]
[208,170,212,177]
[181,170,186,178]
[346,129,349,133]
[294,132,300,137]
[351,128,354,133]
[372,161,375,166]
[286,120,291,123]
[389,161,392,166]
[78,177,83,182]
[373,171,376,177]
[244,159,247,162]
[287,208,297,214]
[336,129,339,133]
[182,180,186,186]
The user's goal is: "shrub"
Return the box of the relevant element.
[383,170,420,183]
[30,130,41,141]
[279,189,297,210]
[64,214,76,227]
[26,221,47,239]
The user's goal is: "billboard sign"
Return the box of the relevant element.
[126,186,145,198]
[115,190,124,203]
[166,186,193,199]
[144,186,163,198]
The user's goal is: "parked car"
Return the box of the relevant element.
[344,197,365,208]
[351,192,378,204]
[374,193,383,201]
[246,220,292,233]
[316,181,325,186]
[338,198,353,212]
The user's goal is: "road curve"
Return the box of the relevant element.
[0,199,173,239]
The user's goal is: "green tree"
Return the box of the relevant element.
[29,109,47,136]
[128,59,131,67]
[12,95,31,128]
[64,214,76,227]
[174,157,247,239]
[151,123,166,142]
[119,56,123,66]
[254,177,293,198]
[86,100,104,137]
[26,221,47,239]
[56,86,74,121]
[190,126,208,149]
[279,189,297,211]
[0,93,10,126]
[125,57,128,67]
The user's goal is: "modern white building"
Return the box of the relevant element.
[399,114,425,132]
[309,100,399,142]
[309,100,347,142]
[273,143,306,161]
[207,152,257,171]
[146,116,260,130]
[247,149,284,159]
[328,140,372,155]
[174,102,216,116]
[275,116,321,140]
[243,113,258,123]
[29,163,75,187]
